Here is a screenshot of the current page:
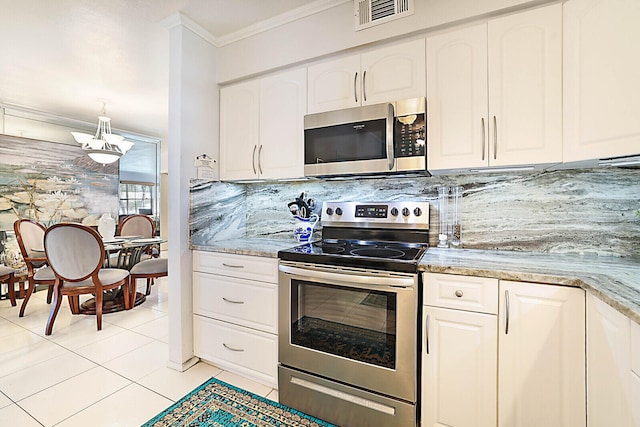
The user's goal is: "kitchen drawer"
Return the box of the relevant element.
[632,320,640,376]
[193,271,277,334]
[423,273,498,314]
[193,251,278,283]
[193,315,277,387]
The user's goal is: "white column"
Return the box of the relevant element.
[163,13,219,371]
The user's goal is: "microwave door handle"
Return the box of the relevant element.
[386,103,395,171]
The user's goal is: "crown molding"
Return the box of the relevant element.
[160,12,218,47]
[162,0,349,48]
[217,0,349,46]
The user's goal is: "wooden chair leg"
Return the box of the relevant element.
[95,290,103,331]
[129,277,137,309]
[145,278,154,296]
[45,283,63,336]
[7,273,16,307]
[68,295,81,314]
[46,285,53,304]
[19,278,36,317]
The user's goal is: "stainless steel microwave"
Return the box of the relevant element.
[304,98,427,177]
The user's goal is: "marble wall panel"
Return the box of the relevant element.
[190,168,640,258]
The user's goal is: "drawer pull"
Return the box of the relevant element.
[455,290,464,298]
[222,297,245,304]
[222,263,244,269]
[223,343,245,352]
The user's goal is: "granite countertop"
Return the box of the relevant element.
[420,248,640,324]
[191,239,640,324]
[191,237,299,258]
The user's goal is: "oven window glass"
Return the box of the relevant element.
[304,119,387,164]
[290,280,397,369]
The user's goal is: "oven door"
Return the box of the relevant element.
[278,261,419,403]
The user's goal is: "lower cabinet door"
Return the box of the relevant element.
[193,315,277,387]
[498,281,585,427]
[422,306,497,427]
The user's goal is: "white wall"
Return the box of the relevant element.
[165,15,219,371]
[216,0,553,83]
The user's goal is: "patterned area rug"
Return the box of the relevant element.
[141,376,337,427]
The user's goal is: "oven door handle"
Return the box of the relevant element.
[279,264,415,288]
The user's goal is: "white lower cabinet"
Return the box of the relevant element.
[422,274,586,427]
[422,307,498,427]
[422,273,498,427]
[192,251,278,387]
[587,293,640,427]
[498,280,585,427]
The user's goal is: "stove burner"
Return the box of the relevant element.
[350,247,406,259]
[351,242,378,248]
[318,243,345,254]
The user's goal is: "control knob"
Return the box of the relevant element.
[326,207,333,216]
[335,207,343,216]
[390,207,399,216]
[414,207,422,217]
[402,207,410,217]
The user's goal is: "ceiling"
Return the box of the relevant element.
[0,0,326,141]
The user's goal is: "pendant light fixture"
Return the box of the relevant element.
[71,104,134,165]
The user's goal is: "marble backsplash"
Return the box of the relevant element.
[190,168,640,258]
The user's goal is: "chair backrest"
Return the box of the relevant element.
[14,219,47,267]
[44,223,104,282]
[118,214,155,238]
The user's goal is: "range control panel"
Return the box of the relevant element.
[322,201,429,229]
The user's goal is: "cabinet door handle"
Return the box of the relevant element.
[455,290,464,298]
[425,314,430,355]
[493,116,498,160]
[223,343,245,352]
[363,70,367,102]
[252,145,257,175]
[354,71,358,103]
[222,263,244,269]
[505,289,510,335]
[222,297,245,304]
[481,118,486,161]
[258,144,263,175]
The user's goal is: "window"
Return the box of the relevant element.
[119,183,155,216]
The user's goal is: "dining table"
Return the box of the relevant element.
[33,235,166,314]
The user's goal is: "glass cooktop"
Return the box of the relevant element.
[278,239,427,273]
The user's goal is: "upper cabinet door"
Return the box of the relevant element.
[219,80,260,181]
[307,38,425,114]
[360,38,426,106]
[427,24,488,171]
[307,55,360,114]
[259,68,306,180]
[488,4,563,167]
[564,0,640,162]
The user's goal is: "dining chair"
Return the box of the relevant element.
[0,266,16,307]
[129,257,167,301]
[43,223,131,335]
[118,214,156,238]
[14,219,56,317]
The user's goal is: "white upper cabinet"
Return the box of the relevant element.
[220,80,260,181]
[563,0,640,162]
[258,68,306,180]
[427,4,562,172]
[426,24,488,170]
[220,68,306,181]
[307,38,426,114]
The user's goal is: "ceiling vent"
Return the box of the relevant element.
[354,0,414,31]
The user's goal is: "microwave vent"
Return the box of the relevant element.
[354,0,414,31]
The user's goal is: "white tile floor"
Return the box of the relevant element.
[0,277,279,426]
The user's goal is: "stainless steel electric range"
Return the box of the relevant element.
[278,201,429,427]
